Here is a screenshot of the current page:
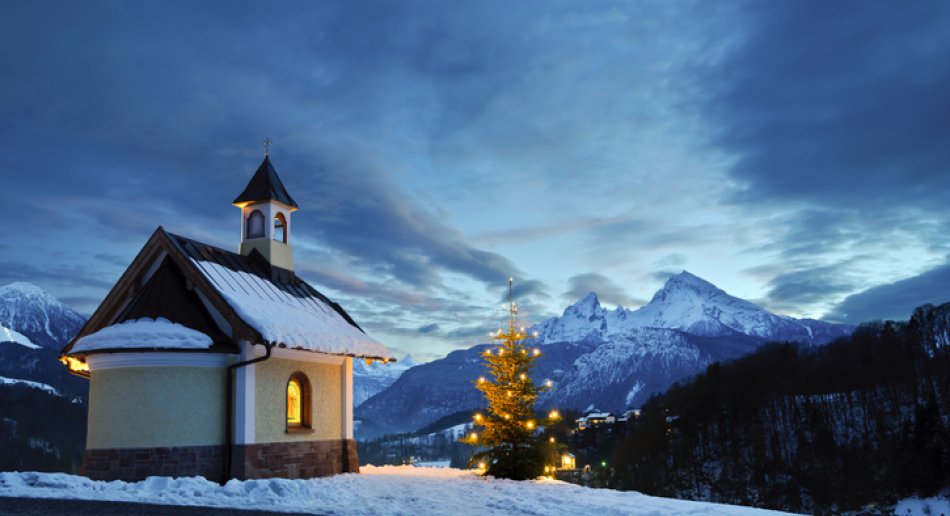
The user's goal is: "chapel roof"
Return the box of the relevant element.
[63,228,391,361]
[232,155,299,209]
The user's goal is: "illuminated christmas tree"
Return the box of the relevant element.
[466,278,562,480]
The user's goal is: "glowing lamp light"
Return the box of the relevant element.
[506,390,513,397]
[498,348,505,355]
[504,414,511,420]
[477,376,486,384]
[474,413,483,422]
[526,420,536,430]
[469,432,478,442]
[60,356,89,373]
[533,348,541,356]
[549,410,560,420]
[519,373,527,381]
[477,462,487,470]
[533,331,539,337]
[549,436,556,443]
[561,453,576,469]
[484,349,492,356]
[544,379,554,388]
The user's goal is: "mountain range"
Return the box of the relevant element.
[0,282,88,472]
[353,354,421,406]
[355,271,854,438]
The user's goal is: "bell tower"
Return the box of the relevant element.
[233,142,298,271]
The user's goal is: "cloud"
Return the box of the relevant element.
[496,279,549,304]
[417,323,440,334]
[0,263,114,292]
[4,1,948,359]
[564,273,639,307]
[705,1,950,212]
[764,263,858,313]
[824,261,950,324]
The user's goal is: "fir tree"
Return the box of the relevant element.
[466,278,562,480]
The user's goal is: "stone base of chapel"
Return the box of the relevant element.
[82,445,226,482]
[82,439,359,483]
[230,438,360,480]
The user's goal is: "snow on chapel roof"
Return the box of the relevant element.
[168,232,391,360]
[72,317,212,353]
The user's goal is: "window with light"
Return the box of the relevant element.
[287,378,302,425]
[286,372,311,431]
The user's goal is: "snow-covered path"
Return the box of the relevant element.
[0,466,794,515]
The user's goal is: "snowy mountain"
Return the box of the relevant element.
[0,282,86,350]
[0,282,87,396]
[356,271,854,437]
[534,271,849,345]
[0,282,88,473]
[353,354,421,406]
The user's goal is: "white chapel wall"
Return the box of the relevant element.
[86,366,226,449]
[254,356,343,443]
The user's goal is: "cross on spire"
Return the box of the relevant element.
[263,138,273,157]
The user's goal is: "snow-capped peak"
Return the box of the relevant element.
[400,353,421,368]
[660,270,719,294]
[532,271,852,345]
[571,292,602,316]
[0,282,63,304]
[531,292,608,343]
[0,282,86,350]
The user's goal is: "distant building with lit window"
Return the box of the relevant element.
[60,153,392,483]
[576,410,616,430]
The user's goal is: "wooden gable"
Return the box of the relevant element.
[61,227,261,357]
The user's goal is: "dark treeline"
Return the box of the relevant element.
[607,303,950,514]
[0,386,87,473]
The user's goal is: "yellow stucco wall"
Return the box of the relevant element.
[239,238,294,270]
[254,357,342,442]
[87,366,226,449]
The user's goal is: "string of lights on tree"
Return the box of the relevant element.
[465,277,566,480]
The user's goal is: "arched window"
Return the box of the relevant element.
[246,209,265,239]
[287,372,311,431]
[273,212,287,243]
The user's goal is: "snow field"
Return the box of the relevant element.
[895,496,950,516]
[0,465,794,515]
[0,324,40,349]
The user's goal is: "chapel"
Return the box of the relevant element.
[60,151,392,482]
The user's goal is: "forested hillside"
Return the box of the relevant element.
[606,303,950,513]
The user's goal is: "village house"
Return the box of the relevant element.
[576,411,616,430]
[60,152,392,483]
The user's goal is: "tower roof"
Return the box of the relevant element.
[232,156,299,210]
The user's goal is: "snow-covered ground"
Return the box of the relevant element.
[0,465,793,515]
[895,495,950,515]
